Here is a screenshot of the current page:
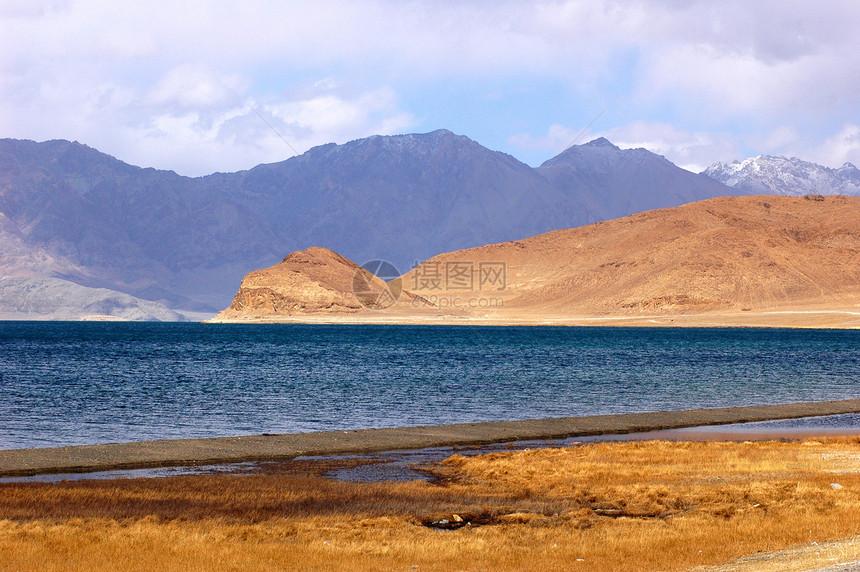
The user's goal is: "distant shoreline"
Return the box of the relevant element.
[2,399,860,478]
[206,307,860,329]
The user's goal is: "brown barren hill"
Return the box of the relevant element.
[403,194,860,325]
[213,196,860,327]
[213,247,398,319]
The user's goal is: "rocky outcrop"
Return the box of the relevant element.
[215,247,399,319]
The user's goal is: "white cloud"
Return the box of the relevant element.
[714,124,860,169]
[509,121,740,172]
[507,124,581,154]
[514,121,860,173]
[598,122,740,173]
[121,86,415,176]
[259,87,416,156]
[147,66,247,110]
[751,127,802,156]
[0,0,70,19]
[808,125,860,168]
[629,1,860,121]
[1,0,859,174]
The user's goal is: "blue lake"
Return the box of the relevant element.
[1,322,859,449]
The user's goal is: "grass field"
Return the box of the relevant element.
[2,438,860,571]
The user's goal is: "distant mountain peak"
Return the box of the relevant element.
[294,129,524,175]
[426,128,455,137]
[352,129,460,145]
[539,138,629,168]
[583,137,619,149]
[703,155,860,196]
[332,129,472,153]
[0,129,747,319]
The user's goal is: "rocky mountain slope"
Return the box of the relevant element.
[0,208,181,320]
[0,277,184,321]
[0,132,742,317]
[0,138,279,313]
[703,155,860,196]
[538,138,735,224]
[213,195,860,328]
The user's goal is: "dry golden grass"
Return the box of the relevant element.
[3,438,860,571]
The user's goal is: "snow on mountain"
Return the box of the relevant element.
[703,155,860,196]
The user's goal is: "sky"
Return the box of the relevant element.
[2,0,859,177]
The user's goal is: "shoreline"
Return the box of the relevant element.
[206,306,860,329]
[3,399,860,478]
[6,423,860,484]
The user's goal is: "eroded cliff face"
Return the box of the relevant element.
[216,247,395,319]
[227,285,361,315]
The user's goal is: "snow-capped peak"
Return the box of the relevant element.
[702,155,860,197]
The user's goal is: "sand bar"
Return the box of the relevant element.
[2,399,860,477]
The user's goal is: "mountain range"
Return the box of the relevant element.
[0,131,739,319]
[3,130,857,320]
[213,195,860,329]
[703,155,860,196]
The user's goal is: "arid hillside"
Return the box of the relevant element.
[406,194,860,313]
[214,195,860,327]
[216,247,423,320]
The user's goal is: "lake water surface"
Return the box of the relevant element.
[1,322,858,449]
